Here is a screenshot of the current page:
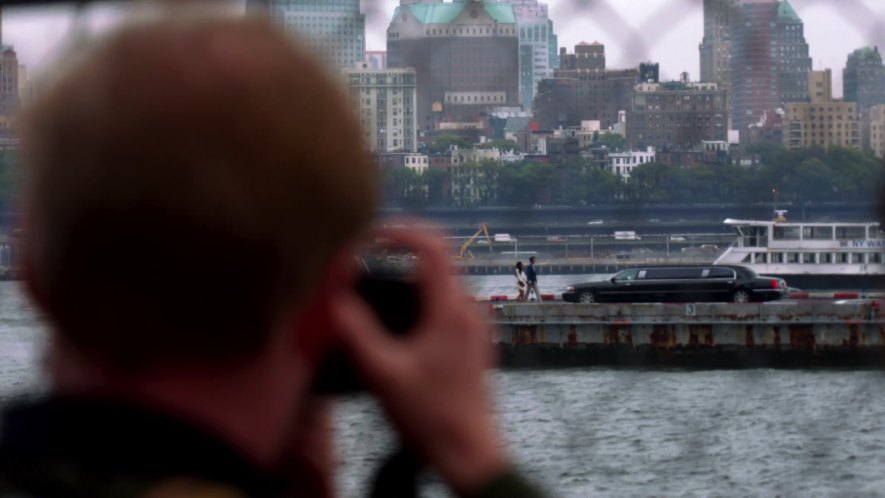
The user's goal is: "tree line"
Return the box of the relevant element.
[383,144,885,209]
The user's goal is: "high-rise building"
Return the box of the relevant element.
[699,0,736,93]
[343,65,418,153]
[558,41,605,73]
[532,43,638,130]
[866,105,885,159]
[626,81,728,151]
[730,0,811,134]
[505,0,559,110]
[784,69,860,151]
[387,0,520,130]
[0,7,19,118]
[247,0,365,70]
[775,1,811,104]
[844,47,885,115]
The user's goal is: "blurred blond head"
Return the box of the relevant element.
[21,12,377,372]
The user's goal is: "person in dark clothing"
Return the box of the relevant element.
[525,256,541,302]
[0,9,545,498]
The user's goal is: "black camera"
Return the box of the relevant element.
[311,266,421,395]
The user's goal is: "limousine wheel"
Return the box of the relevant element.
[732,289,751,303]
[579,291,596,303]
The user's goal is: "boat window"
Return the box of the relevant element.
[836,253,850,263]
[802,253,815,263]
[873,253,885,264]
[770,253,784,263]
[741,254,751,263]
[708,267,735,278]
[753,252,767,263]
[850,253,863,264]
[802,226,833,240]
[645,268,704,279]
[741,226,769,247]
[773,226,801,240]
[821,253,833,264]
[835,226,867,239]
[786,253,800,263]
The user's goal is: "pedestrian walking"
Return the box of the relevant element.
[515,261,527,302]
[526,256,541,302]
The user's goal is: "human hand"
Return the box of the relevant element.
[332,227,506,496]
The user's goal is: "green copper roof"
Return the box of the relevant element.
[397,1,516,25]
[777,0,800,22]
[408,3,462,24]
[850,46,882,61]
[482,3,517,24]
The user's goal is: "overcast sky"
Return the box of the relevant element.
[3,0,884,97]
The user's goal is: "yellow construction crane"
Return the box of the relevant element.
[455,224,494,259]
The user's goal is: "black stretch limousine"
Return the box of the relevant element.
[562,265,788,304]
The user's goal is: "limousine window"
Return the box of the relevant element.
[708,267,735,278]
[644,268,704,279]
[614,269,639,281]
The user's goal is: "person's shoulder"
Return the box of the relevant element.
[0,474,247,498]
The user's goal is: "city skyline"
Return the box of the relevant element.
[364,0,885,97]
[0,0,882,97]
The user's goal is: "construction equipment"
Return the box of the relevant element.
[455,224,494,259]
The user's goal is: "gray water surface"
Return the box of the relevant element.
[2,280,885,497]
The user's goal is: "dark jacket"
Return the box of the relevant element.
[525,264,538,283]
[0,397,546,498]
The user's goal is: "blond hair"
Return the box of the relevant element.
[21,15,377,372]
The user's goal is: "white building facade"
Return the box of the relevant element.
[343,65,418,153]
[403,153,429,172]
[451,146,503,165]
[608,146,655,180]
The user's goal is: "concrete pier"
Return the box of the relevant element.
[491,301,885,368]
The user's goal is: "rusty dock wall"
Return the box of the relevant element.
[491,301,885,368]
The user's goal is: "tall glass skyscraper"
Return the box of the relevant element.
[699,0,736,93]
[247,0,365,70]
[844,47,885,115]
[505,0,559,111]
[729,0,811,133]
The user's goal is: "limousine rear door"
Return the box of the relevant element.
[641,267,707,302]
[704,267,738,301]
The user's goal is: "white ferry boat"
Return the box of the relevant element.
[713,212,885,290]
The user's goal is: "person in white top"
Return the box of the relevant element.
[515,261,528,302]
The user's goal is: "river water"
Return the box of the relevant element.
[2,279,885,497]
